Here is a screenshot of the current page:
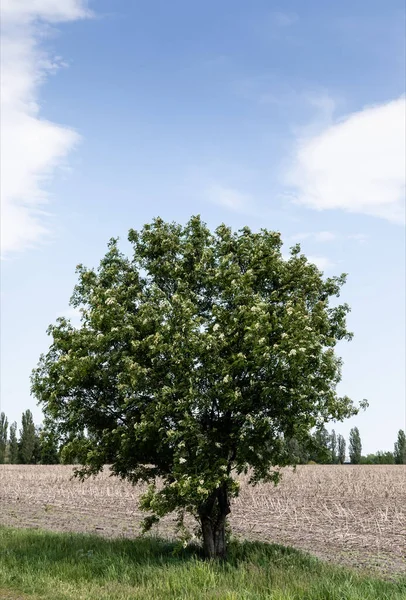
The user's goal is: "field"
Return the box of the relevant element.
[0,464,405,582]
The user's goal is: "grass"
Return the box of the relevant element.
[0,527,405,599]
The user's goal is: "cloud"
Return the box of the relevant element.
[290,231,369,245]
[292,231,337,243]
[1,0,90,23]
[286,97,406,223]
[282,252,334,272]
[207,184,254,213]
[306,256,334,271]
[347,233,368,244]
[0,1,90,257]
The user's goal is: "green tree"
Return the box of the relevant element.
[18,410,37,464]
[377,451,395,464]
[337,434,346,464]
[330,429,337,464]
[31,216,366,558]
[309,426,332,464]
[394,429,406,465]
[9,422,18,464]
[39,421,60,465]
[284,436,309,465]
[361,451,395,465]
[0,412,8,464]
[379,451,395,464]
[349,427,362,464]
[32,426,42,464]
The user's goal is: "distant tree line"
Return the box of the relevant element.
[0,409,405,466]
[283,425,406,465]
[0,410,59,465]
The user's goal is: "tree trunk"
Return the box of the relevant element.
[201,516,227,558]
[199,484,230,559]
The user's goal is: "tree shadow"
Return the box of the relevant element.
[1,527,200,571]
[1,525,320,574]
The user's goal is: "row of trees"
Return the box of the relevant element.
[284,427,346,464]
[2,408,405,467]
[349,428,406,465]
[284,426,406,465]
[0,410,59,465]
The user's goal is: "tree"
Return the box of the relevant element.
[349,427,362,464]
[39,421,60,465]
[0,412,8,464]
[32,426,42,465]
[376,451,394,464]
[9,422,18,464]
[337,434,346,464]
[284,436,309,465]
[361,451,394,465]
[18,410,37,464]
[394,429,406,465]
[31,216,366,558]
[330,429,337,464]
[309,426,332,464]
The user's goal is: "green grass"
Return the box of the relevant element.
[0,526,404,600]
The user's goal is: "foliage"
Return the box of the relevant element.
[39,421,60,465]
[18,410,37,464]
[0,412,8,464]
[0,413,59,465]
[8,422,18,464]
[309,426,332,464]
[31,216,365,557]
[337,434,346,464]
[394,429,406,465]
[330,429,337,464]
[361,451,395,465]
[284,436,309,464]
[349,427,362,464]
[32,426,42,465]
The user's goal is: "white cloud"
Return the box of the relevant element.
[347,233,368,244]
[207,184,254,213]
[0,1,90,257]
[306,256,334,271]
[282,252,334,272]
[286,97,406,223]
[292,231,337,243]
[290,231,369,246]
[1,0,89,23]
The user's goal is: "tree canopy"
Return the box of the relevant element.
[0,412,8,464]
[394,429,406,464]
[31,216,366,557]
[337,433,346,464]
[8,422,19,464]
[18,410,37,465]
[349,427,362,464]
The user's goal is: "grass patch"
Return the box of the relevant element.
[0,526,404,599]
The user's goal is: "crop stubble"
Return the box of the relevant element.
[0,464,405,578]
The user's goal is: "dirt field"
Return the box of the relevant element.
[0,464,405,579]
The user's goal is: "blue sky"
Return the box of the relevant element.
[1,0,405,455]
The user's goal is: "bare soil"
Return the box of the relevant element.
[1,464,405,579]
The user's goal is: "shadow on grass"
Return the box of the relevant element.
[0,525,319,573]
[1,526,405,600]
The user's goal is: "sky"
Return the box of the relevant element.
[1,0,405,456]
